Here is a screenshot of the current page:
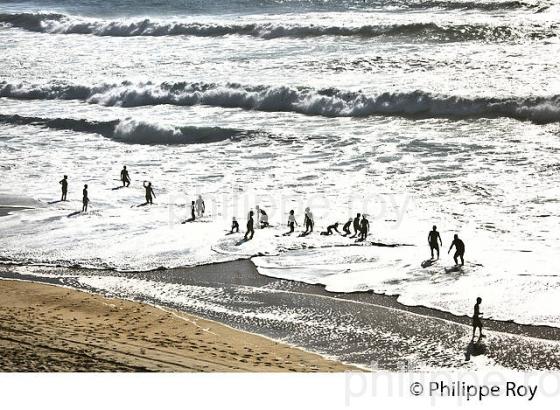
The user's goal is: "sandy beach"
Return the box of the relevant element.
[0,279,354,372]
[2,260,560,371]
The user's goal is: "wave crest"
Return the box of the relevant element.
[2,81,560,124]
[0,114,246,144]
[0,12,554,41]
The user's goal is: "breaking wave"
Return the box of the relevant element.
[0,114,247,144]
[0,12,555,41]
[2,80,560,123]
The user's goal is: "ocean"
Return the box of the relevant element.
[1,0,560,329]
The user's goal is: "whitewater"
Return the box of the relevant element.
[1,0,560,329]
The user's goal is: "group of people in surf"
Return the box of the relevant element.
[59,166,466,265]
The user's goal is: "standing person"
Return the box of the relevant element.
[303,207,314,234]
[342,218,352,236]
[359,214,369,241]
[143,181,156,205]
[428,225,443,259]
[245,210,255,240]
[120,166,131,187]
[59,175,68,201]
[472,297,484,339]
[195,195,205,217]
[182,201,196,223]
[82,184,89,212]
[448,234,465,265]
[230,217,239,233]
[286,210,298,234]
[350,213,361,238]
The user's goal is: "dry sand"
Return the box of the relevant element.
[0,279,355,372]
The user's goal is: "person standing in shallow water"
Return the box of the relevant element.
[428,225,443,259]
[120,166,130,187]
[195,195,205,217]
[182,201,196,223]
[143,181,155,205]
[359,214,369,241]
[472,297,484,339]
[350,213,361,238]
[303,207,314,234]
[59,175,68,201]
[230,217,239,233]
[82,184,89,212]
[245,210,255,240]
[286,210,298,234]
[448,233,465,265]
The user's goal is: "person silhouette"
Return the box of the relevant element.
[320,222,340,236]
[359,214,369,241]
[342,218,352,236]
[82,184,89,212]
[120,166,130,187]
[286,210,298,234]
[428,225,443,259]
[260,209,269,228]
[195,195,205,217]
[59,175,68,201]
[350,213,361,238]
[182,201,196,223]
[472,297,484,339]
[303,207,314,234]
[245,211,255,240]
[143,181,155,205]
[448,234,465,265]
[230,217,239,233]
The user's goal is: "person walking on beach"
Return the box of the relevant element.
[342,218,352,236]
[321,222,340,236]
[245,210,255,240]
[359,214,369,241]
[195,195,205,217]
[303,207,314,234]
[230,217,239,233]
[428,225,443,259]
[350,213,361,238]
[286,210,298,234]
[82,184,89,212]
[472,297,484,339]
[120,166,131,187]
[59,175,68,201]
[143,181,155,205]
[448,234,465,265]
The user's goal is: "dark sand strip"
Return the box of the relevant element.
[0,206,31,217]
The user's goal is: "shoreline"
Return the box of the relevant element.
[0,278,356,372]
[2,258,559,341]
[2,260,560,370]
[1,199,557,339]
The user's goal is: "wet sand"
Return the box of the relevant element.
[0,279,354,372]
[0,206,30,217]
[2,260,560,371]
